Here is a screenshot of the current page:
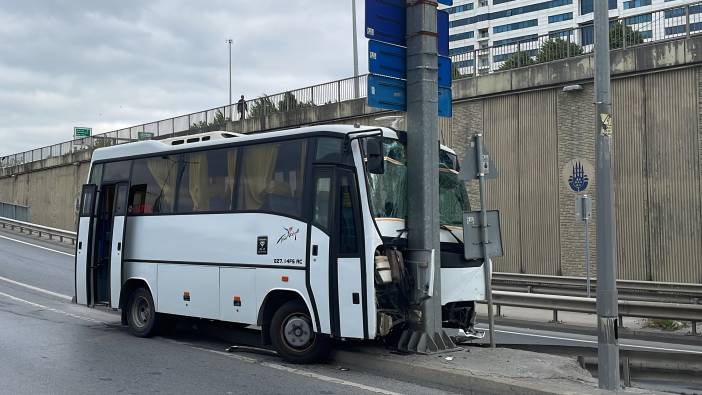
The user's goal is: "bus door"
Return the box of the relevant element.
[75,184,97,305]
[89,182,128,306]
[109,183,129,308]
[330,168,365,339]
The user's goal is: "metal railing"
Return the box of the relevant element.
[451,1,702,77]
[0,75,368,169]
[0,202,30,222]
[0,216,76,245]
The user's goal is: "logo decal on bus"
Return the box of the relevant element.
[277,226,300,244]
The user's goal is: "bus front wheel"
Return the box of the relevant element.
[270,300,330,363]
[126,286,160,337]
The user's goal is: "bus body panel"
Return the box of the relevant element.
[220,267,257,324]
[110,214,126,309]
[122,261,158,306]
[336,257,364,338]
[441,267,485,304]
[75,216,91,305]
[254,271,316,331]
[308,226,332,334]
[157,264,220,319]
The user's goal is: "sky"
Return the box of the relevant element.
[0,0,369,156]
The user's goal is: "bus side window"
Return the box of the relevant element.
[338,173,358,254]
[128,156,178,214]
[313,172,332,232]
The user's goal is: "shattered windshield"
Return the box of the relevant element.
[367,138,470,226]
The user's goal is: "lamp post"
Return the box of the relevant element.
[226,38,233,121]
[351,0,360,98]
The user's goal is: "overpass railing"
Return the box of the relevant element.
[0,75,368,170]
[451,1,702,77]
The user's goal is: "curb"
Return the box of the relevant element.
[332,348,602,395]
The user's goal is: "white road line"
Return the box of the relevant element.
[0,234,75,257]
[479,326,702,355]
[0,290,101,324]
[191,345,402,395]
[0,275,72,301]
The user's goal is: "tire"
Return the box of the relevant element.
[270,300,330,363]
[126,287,160,337]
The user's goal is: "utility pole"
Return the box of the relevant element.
[351,0,360,99]
[404,0,452,352]
[593,0,620,390]
[226,38,233,121]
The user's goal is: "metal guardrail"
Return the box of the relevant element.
[487,291,702,335]
[0,216,76,245]
[451,1,702,76]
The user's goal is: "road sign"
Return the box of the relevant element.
[438,56,452,88]
[368,74,406,112]
[438,87,452,117]
[463,210,503,260]
[365,0,406,46]
[73,127,92,138]
[138,132,154,141]
[437,10,449,57]
[369,40,407,80]
[459,138,499,180]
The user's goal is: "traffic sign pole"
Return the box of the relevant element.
[405,0,453,352]
[594,0,620,390]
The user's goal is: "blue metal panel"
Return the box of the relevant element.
[368,74,407,112]
[369,40,407,80]
[437,10,449,57]
[365,0,406,46]
[437,0,453,5]
[438,87,452,117]
[438,56,452,89]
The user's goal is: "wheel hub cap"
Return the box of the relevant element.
[283,316,312,349]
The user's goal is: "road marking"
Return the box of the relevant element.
[0,234,75,257]
[0,290,101,324]
[190,345,402,395]
[479,326,702,355]
[0,275,72,301]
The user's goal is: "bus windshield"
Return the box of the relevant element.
[367,138,470,226]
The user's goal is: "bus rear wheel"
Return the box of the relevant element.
[126,286,160,337]
[270,300,330,363]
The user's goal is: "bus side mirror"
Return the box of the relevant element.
[366,137,385,174]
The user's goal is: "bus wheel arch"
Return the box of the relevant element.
[121,279,159,337]
[258,290,311,344]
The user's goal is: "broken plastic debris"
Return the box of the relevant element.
[445,356,454,361]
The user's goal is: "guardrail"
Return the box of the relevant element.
[0,216,76,245]
[485,291,702,335]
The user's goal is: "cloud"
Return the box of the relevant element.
[0,0,368,156]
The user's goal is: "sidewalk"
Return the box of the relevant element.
[334,344,654,395]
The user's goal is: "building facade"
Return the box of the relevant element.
[445,0,701,74]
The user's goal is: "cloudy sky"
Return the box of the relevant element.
[0,0,369,156]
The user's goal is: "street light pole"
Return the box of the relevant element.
[351,0,360,98]
[226,38,233,121]
[593,0,620,390]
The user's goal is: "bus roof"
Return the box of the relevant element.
[90,124,454,162]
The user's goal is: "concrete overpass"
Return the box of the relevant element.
[1,35,701,283]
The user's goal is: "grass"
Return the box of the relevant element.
[644,319,687,331]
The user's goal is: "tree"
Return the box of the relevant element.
[189,109,226,133]
[249,95,277,118]
[452,63,463,79]
[498,51,535,70]
[609,21,644,50]
[536,38,584,63]
[277,92,312,112]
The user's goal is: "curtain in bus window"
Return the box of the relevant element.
[188,151,209,211]
[145,157,177,213]
[239,143,279,210]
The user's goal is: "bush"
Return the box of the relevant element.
[499,51,535,70]
[536,38,584,63]
[609,21,645,49]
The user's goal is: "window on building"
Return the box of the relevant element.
[479,28,489,38]
[129,156,178,214]
[176,148,237,213]
[623,0,651,9]
[493,19,538,34]
[479,0,489,7]
[580,0,617,15]
[548,12,573,23]
[449,31,475,42]
[236,140,307,218]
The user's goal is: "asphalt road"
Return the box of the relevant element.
[0,228,461,395]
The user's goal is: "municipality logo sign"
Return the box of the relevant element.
[561,159,594,194]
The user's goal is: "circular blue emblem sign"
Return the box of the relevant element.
[561,159,594,194]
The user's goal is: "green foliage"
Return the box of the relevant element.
[452,63,463,79]
[277,92,312,112]
[609,21,644,50]
[536,38,584,63]
[499,51,535,70]
[249,95,277,118]
[645,319,686,331]
[190,109,227,133]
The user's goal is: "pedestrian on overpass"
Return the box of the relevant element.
[237,95,248,120]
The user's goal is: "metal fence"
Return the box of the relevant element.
[0,75,368,169]
[0,202,30,222]
[451,1,702,77]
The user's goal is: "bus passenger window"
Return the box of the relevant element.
[237,140,306,218]
[313,174,332,231]
[176,148,237,213]
[128,156,178,214]
[338,174,358,254]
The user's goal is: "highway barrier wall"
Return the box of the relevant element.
[0,36,700,283]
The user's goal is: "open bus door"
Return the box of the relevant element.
[75,184,97,305]
[109,182,129,308]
